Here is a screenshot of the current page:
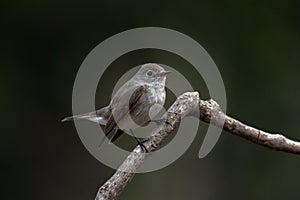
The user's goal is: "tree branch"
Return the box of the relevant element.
[94,91,300,200]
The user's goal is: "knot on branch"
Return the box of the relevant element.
[199,98,225,126]
[166,91,200,125]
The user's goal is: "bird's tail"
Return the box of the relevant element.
[61,113,93,122]
[61,116,75,122]
[61,108,108,125]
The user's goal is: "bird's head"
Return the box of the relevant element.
[134,63,171,86]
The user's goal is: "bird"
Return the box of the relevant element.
[62,63,171,144]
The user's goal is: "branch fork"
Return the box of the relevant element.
[95,91,300,200]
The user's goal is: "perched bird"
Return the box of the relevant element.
[62,63,170,143]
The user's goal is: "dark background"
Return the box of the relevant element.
[2,0,300,199]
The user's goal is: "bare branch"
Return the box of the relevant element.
[199,98,300,153]
[95,91,300,200]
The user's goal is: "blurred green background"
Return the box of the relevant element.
[2,0,300,199]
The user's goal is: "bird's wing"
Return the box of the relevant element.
[104,85,149,135]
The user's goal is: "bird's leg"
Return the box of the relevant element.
[129,129,148,153]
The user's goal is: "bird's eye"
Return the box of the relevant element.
[146,70,154,77]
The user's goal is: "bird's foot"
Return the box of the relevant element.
[129,129,149,153]
[134,137,149,153]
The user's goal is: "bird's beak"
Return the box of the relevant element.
[158,71,171,76]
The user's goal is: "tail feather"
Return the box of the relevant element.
[61,113,93,122]
[61,116,75,122]
[61,110,108,125]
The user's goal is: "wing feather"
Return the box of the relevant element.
[104,85,149,135]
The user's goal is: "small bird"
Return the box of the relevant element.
[62,63,170,144]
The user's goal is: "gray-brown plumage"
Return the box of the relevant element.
[62,63,170,142]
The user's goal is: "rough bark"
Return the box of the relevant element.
[94,92,300,200]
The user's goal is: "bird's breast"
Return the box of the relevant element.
[148,87,166,105]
